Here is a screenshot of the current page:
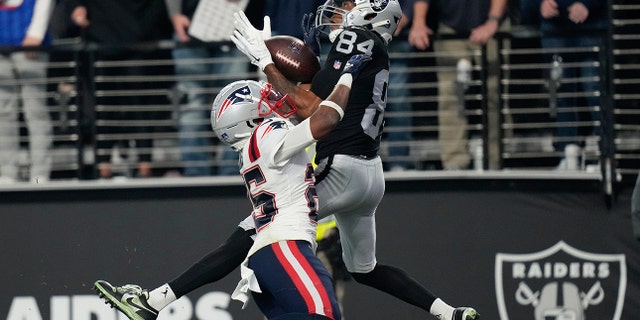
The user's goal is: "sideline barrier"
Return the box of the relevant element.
[1,174,638,319]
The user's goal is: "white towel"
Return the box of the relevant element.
[231,258,262,308]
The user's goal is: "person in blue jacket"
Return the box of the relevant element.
[0,0,54,183]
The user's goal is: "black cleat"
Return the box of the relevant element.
[94,280,159,320]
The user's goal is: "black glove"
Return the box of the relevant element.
[301,13,321,57]
[341,53,373,78]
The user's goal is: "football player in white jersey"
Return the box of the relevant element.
[95,51,372,320]
[94,1,479,320]
[212,78,348,320]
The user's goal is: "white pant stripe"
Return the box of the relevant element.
[277,241,327,316]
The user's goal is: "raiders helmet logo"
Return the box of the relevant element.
[369,0,389,12]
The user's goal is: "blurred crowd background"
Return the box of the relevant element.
[0,0,638,190]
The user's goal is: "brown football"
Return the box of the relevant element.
[265,35,321,83]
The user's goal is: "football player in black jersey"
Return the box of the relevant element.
[93,1,479,320]
[233,1,479,319]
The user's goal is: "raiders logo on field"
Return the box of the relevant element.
[495,241,627,320]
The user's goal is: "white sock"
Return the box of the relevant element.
[429,298,455,320]
[147,283,177,311]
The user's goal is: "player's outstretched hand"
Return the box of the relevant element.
[260,15,272,40]
[341,53,372,78]
[301,13,320,57]
[231,12,273,70]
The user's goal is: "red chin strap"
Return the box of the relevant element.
[259,83,298,118]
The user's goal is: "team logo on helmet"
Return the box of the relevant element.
[217,85,252,120]
[369,0,389,11]
[495,241,626,320]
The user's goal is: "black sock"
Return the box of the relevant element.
[350,263,437,311]
[168,227,254,297]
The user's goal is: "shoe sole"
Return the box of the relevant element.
[466,309,479,320]
[94,281,145,320]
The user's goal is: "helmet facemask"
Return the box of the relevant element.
[315,0,353,39]
[259,83,298,119]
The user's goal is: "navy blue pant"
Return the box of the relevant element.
[249,240,341,320]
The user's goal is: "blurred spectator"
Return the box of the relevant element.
[406,0,439,170]
[385,4,414,171]
[516,0,541,26]
[0,0,54,183]
[535,0,607,169]
[66,0,173,178]
[264,0,324,39]
[166,0,264,177]
[47,0,85,170]
[49,0,81,40]
[409,0,507,170]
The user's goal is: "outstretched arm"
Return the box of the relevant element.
[231,11,373,124]
[305,53,372,139]
[263,64,323,120]
[231,11,330,120]
[273,54,372,162]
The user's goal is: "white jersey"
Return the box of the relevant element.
[239,117,319,257]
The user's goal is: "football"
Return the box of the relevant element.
[265,35,321,83]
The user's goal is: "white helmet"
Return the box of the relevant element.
[315,0,402,44]
[211,80,296,151]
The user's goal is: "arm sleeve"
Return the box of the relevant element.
[26,0,54,41]
[273,118,317,164]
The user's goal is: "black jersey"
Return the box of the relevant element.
[310,27,389,162]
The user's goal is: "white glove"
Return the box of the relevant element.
[260,15,272,40]
[231,12,273,71]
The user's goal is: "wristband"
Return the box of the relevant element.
[336,73,353,89]
[320,100,344,120]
